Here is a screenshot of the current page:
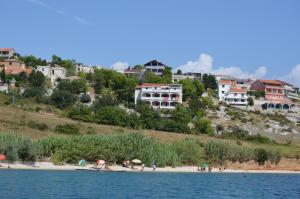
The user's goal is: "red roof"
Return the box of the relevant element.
[230,87,247,93]
[275,80,293,86]
[257,80,283,85]
[219,79,236,86]
[0,48,15,52]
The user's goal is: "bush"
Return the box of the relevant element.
[51,90,76,109]
[156,119,190,133]
[268,150,281,165]
[18,139,39,162]
[247,97,254,106]
[22,88,45,98]
[80,94,91,103]
[95,106,130,127]
[254,148,268,165]
[55,124,80,135]
[27,120,48,131]
[0,134,39,163]
[194,117,214,135]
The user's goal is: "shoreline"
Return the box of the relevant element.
[1,162,300,174]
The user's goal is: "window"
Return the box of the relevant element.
[9,62,12,65]
[222,85,225,88]
[52,70,54,75]
[222,91,225,94]
[234,93,237,97]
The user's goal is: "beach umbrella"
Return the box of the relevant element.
[132,159,142,164]
[97,160,106,165]
[78,159,86,167]
[0,154,6,161]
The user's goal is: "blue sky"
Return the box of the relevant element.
[2,0,300,85]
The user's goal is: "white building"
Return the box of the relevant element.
[172,72,202,83]
[0,48,16,59]
[135,83,182,109]
[75,63,94,74]
[36,65,66,84]
[218,79,248,105]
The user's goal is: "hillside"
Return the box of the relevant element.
[0,93,300,160]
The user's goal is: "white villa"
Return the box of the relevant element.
[135,83,182,109]
[218,79,248,105]
[75,63,94,74]
[36,65,66,84]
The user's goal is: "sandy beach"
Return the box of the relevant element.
[1,162,300,174]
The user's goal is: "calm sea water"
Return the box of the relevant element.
[0,170,300,199]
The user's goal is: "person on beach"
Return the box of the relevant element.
[141,164,145,171]
[152,161,156,171]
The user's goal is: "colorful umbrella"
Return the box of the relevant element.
[0,154,6,161]
[132,159,142,164]
[78,159,86,167]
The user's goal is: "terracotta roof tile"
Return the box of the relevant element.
[258,80,283,85]
[230,87,247,93]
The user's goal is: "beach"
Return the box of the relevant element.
[1,162,300,174]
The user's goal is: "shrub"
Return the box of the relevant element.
[0,134,39,162]
[268,150,281,165]
[194,117,214,135]
[55,124,80,135]
[18,139,39,162]
[247,97,254,106]
[254,148,268,165]
[80,94,91,103]
[27,120,48,131]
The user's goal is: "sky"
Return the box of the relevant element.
[1,0,300,86]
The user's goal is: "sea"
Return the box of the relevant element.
[0,170,299,199]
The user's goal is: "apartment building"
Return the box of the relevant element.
[250,80,285,102]
[135,83,182,109]
[218,79,248,105]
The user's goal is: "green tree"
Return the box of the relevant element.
[136,100,160,129]
[0,68,6,83]
[202,73,217,90]
[254,148,268,165]
[248,97,254,106]
[29,71,45,88]
[172,104,191,124]
[51,90,76,108]
[179,79,196,101]
[17,139,38,162]
[176,69,182,75]
[19,55,47,68]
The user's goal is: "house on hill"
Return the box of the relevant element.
[250,79,297,110]
[135,83,182,109]
[36,65,66,85]
[0,59,32,75]
[124,67,147,80]
[0,48,16,59]
[217,79,248,106]
[144,60,166,76]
